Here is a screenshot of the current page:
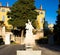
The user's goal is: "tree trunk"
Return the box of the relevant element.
[21,30,24,44]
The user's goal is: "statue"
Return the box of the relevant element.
[24,19,35,47]
[25,19,34,37]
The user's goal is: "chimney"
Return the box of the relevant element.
[40,5,42,10]
[0,2,2,6]
[6,2,9,7]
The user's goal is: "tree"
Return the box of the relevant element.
[54,0,60,45]
[7,0,38,28]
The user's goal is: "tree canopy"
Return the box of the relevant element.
[7,0,38,28]
[54,0,60,45]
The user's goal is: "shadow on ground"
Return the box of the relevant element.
[37,44,60,52]
[36,38,60,52]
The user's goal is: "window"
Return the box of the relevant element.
[40,18,44,23]
[39,11,43,14]
[2,9,5,12]
[2,15,5,21]
[41,12,43,14]
[0,8,1,11]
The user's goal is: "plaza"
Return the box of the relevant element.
[0,0,60,55]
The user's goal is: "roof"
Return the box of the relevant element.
[0,6,10,8]
[35,5,45,11]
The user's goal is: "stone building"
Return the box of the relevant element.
[35,5,45,30]
[0,2,12,29]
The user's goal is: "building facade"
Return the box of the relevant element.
[0,2,12,29]
[35,5,45,30]
[0,3,45,30]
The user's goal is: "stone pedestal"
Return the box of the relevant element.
[2,26,5,37]
[5,33,10,45]
[24,36,35,48]
[17,43,41,55]
[17,50,41,55]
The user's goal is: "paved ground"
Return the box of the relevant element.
[38,44,60,55]
[0,45,25,55]
[0,44,60,55]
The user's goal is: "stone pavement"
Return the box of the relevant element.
[0,45,25,55]
[38,44,60,55]
[0,44,60,55]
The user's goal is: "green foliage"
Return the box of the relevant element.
[54,1,60,45]
[7,0,38,28]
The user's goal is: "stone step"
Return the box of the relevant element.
[17,50,41,55]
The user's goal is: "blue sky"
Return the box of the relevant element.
[0,0,59,24]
